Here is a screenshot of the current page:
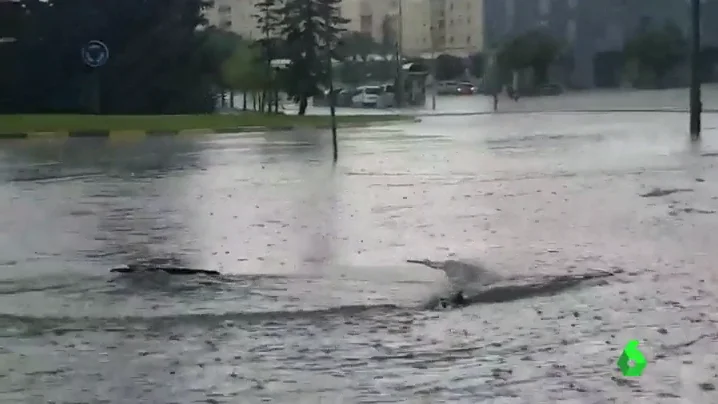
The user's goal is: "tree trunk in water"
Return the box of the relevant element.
[242,92,247,111]
[252,93,257,111]
[298,96,308,115]
[274,88,279,114]
[229,90,235,108]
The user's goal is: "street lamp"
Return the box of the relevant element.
[395,0,404,108]
[689,0,702,139]
[430,25,437,110]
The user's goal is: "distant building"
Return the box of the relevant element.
[482,0,718,88]
[389,0,486,57]
[205,0,399,44]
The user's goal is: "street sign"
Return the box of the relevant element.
[81,40,109,68]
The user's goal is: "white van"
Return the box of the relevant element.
[351,85,381,107]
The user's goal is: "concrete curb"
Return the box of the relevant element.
[0,119,419,140]
[412,108,718,117]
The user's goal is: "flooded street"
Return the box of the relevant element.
[1,112,718,403]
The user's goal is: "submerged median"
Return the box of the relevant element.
[0,113,412,138]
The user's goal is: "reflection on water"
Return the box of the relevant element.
[0,114,718,402]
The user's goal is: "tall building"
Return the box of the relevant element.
[205,0,486,58]
[482,0,718,88]
[341,0,398,43]
[205,0,400,44]
[392,0,486,57]
[205,0,262,39]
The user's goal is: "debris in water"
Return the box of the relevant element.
[640,188,693,198]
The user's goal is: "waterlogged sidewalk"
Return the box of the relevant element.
[328,112,718,401]
[296,84,718,116]
[0,111,717,402]
[181,112,718,401]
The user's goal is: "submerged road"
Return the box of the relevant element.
[1,111,718,402]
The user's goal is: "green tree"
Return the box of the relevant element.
[3,0,218,114]
[468,52,485,78]
[380,15,397,55]
[497,29,561,85]
[278,0,349,115]
[435,54,466,80]
[221,42,265,111]
[623,22,686,88]
[253,0,282,113]
[0,0,24,111]
[336,31,381,61]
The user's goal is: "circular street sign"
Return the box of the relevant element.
[81,40,110,68]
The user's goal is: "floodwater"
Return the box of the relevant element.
[1,112,718,403]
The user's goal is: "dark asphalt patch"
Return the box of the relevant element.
[640,188,694,197]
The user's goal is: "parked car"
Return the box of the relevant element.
[537,83,564,96]
[376,83,395,109]
[458,82,477,95]
[351,85,382,107]
[314,87,355,107]
[436,81,459,95]
[436,80,477,95]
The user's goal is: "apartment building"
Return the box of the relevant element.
[205,0,486,59]
[205,0,262,39]
[393,0,485,57]
[482,0,718,88]
[342,0,399,43]
[205,0,399,44]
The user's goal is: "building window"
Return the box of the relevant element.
[539,0,551,16]
[466,35,471,43]
[566,19,576,42]
[505,0,515,30]
[360,15,372,33]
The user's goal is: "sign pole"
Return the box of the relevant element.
[93,70,101,114]
[689,0,701,139]
[81,40,110,114]
[395,0,404,108]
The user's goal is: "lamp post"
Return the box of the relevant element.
[430,26,437,110]
[395,0,404,108]
[323,7,338,162]
[689,0,701,139]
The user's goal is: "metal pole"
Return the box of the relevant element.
[431,28,437,110]
[689,0,701,139]
[93,70,101,114]
[326,8,338,162]
[395,0,403,108]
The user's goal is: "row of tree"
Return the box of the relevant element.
[0,0,353,115]
[492,22,694,90]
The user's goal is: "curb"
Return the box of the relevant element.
[0,120,417,140]
[412,108,718,117]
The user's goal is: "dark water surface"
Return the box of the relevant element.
[1,113,718,403]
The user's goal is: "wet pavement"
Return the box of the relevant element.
[295,85,718,116]
[1,111,718,403]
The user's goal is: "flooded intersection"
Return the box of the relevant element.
[1,112,718,403]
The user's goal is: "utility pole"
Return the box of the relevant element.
[430,26,437,110]
[689,0,701,139]
[394,0,404,108]
[323,6,338,162]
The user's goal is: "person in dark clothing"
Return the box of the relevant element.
[439,291,468,309]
